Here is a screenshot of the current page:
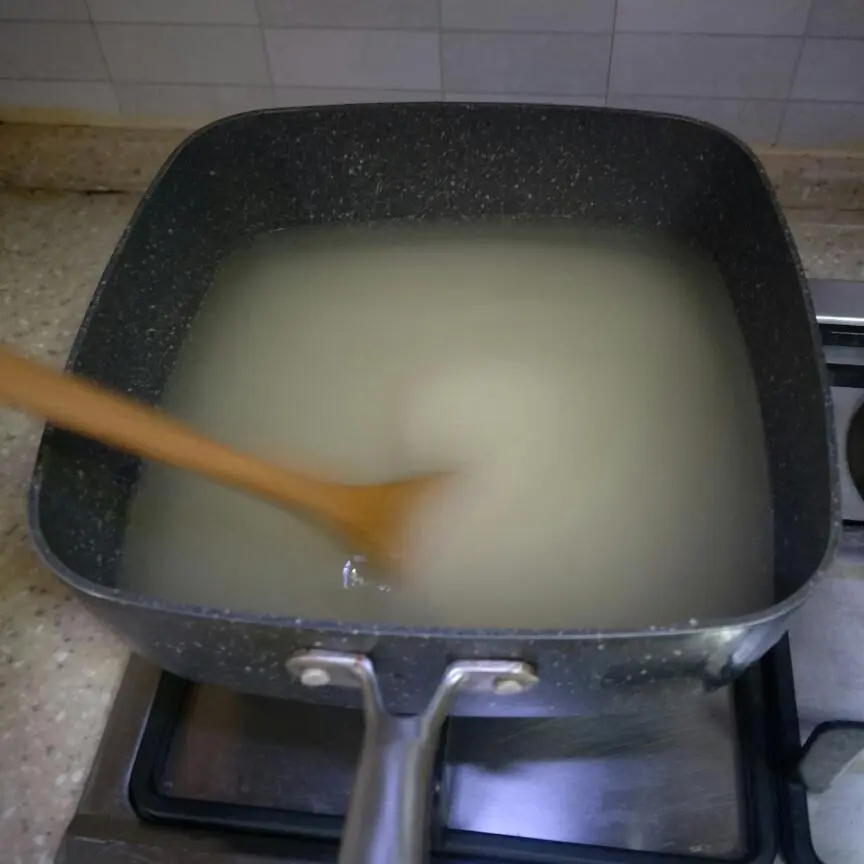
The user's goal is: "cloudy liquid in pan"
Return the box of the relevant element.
[119,223,774,629]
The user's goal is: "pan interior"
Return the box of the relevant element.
[117,220,774,630]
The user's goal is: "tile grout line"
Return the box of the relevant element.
[254,1,277,104]
[605,0,618,107]
[436,0,444,98]
[84,0,119,113]
[778,14,812,147]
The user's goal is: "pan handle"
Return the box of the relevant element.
[287,651,538,864]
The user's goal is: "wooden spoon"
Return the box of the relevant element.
[0,345,446,576]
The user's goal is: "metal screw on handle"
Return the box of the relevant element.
[287,650,538,864]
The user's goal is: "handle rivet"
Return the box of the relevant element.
[493,676,525,695]
[300,667,331,687]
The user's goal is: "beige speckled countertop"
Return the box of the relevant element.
[0,190,137,864]
[0,128,863,863]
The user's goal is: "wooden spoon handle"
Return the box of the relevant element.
[0,345,343,516]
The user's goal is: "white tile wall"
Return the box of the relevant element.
[264,29,439,89]
[86,0,259,25]
[0,79,116,111]
[443,33,611,95]
[273,87,438,105]
[792,39,864,103]
[115,84,273,118]
[0,22,106,80]
[0,0,89,20]
[806,0,864,38]
[445,93,606,106]
[96,24,269,85]
[441,0,613,33]
[0,0,862,147]
[615,0,811,36]
[610,35,800,99]
[780,101,864,146]
[258,0,439,29]
[607,95,786,143]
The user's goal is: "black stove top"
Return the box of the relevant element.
[67,634,855,864]
[62,650,788,864]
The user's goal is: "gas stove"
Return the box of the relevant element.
[56,280,864,864]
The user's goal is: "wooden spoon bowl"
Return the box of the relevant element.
[0,345,447,579]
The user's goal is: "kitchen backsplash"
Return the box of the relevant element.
[0,0,862,148]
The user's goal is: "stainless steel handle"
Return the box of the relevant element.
[287,650,538,864]
[343,706,437,863]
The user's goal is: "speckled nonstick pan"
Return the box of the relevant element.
[27,104,837,863]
